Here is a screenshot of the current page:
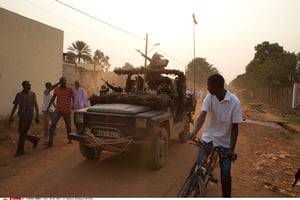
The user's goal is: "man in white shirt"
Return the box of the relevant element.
[73,81,87,111]
[41,82,59,137]
[190,74,243,197]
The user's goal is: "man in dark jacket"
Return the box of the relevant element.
[9,81,40,156]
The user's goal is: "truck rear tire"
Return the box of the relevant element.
[79,141,101,160]
[150,128,168,169]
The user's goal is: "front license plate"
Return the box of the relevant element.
[93,129,120,138]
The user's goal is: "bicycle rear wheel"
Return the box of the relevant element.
[177,175,205,197]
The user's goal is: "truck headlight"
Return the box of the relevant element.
[135,118,147,128]
[75,113,84,124]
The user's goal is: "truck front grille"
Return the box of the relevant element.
[85,114,134,136]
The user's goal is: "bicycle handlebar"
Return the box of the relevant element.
[188,137,202,147]
[188,137,238,161]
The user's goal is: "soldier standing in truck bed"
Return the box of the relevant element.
[157,76,172,95]
[99,84,109,95]
[150,52,164,69]
[146,52,165,90]
[102,79,123,93]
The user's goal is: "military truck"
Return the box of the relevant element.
[69,60,196,169]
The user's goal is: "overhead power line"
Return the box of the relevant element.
[23,0,84,31]
[54,0,187,66]
[27,0,187,67]
[55,0,145,40]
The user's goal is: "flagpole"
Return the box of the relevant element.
[192,13,197,94]
[193,23,195,94]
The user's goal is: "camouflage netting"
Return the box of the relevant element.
[113,67,184,77]
[89,92,175,111]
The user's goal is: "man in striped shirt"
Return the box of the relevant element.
[46,77,74,147]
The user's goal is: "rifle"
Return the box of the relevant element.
[135,49,152,63]
[101,78,123,92]
[136,49,167,69]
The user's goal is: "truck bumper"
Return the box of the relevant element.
[68,132,85,142]
[68,132,150,148]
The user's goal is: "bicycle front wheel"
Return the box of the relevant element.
[177,175,205,197]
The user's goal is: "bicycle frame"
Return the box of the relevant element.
[198,145,221,188]
[178,139,235,197]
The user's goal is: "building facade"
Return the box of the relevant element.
[0,8,63,118]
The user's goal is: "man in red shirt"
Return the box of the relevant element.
[46,77,74,147]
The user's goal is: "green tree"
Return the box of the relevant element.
[233,41,297,89]
[121,62,134,70]
[93,49,104,70]
[230,74,246,89]
[67,40,92,63]
[102,55,111,72]
[92,49,111,71]
[247,41,296,88]
[294,52,300,82]
[185,57,219,89]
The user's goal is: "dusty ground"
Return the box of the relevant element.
[0,101,299,197]
[235,103,300,197]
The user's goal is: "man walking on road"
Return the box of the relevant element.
[46,77,74,147]
[190,74,243,197]
[9,80,40,156]
[41,81,59,138]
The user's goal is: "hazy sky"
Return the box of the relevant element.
[1,0,300,82]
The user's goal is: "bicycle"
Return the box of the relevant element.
[177,138,237,197]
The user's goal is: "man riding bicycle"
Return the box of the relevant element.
[190,74,243,197]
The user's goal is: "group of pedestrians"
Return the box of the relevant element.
[9,77,87,156]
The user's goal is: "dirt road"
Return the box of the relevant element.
[0,104,299,197]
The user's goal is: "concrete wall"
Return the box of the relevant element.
[63,63,126,100]
[0,8,63,119]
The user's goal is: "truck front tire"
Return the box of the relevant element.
[150,127,168,169]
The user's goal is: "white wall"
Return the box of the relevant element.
[0,8,63,119]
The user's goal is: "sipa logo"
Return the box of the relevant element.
[10,198,21,200]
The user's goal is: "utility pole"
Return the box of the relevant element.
[192,13,198,94]
[144,33,148,67]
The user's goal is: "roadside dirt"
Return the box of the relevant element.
[233,103,300,197]
[0,101,299,197]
